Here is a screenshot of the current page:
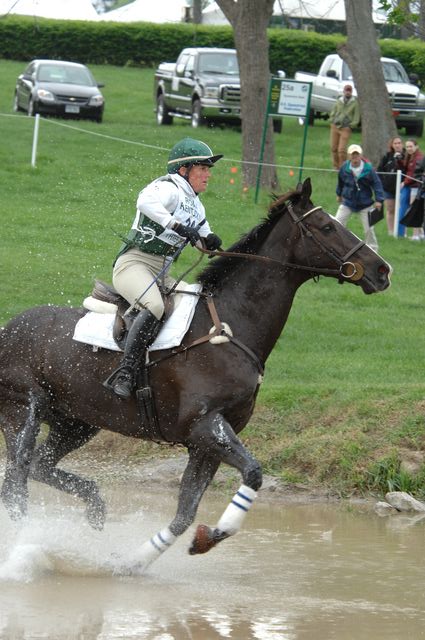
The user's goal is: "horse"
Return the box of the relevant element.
[0,179,391,573]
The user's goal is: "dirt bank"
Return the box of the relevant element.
[56,431,362,506]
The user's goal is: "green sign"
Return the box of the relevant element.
[269,78,311,117]
[255,77,312,203]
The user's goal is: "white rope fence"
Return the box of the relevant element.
[0,111,338,173]
[3,111,419,239]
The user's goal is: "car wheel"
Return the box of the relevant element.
[272,119,282,133]
[308,108,315,126]
[406,121,424,137]
[27,97,37,117]
[191,99,203,128]
[156,94,173,125]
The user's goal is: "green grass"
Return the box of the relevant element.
[1,59,425,497]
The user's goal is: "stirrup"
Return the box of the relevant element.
[103,367,134,399]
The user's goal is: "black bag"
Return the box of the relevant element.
[368,206,384,226]
[399,197,425,227]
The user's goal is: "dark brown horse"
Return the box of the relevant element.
[0,180,391,573]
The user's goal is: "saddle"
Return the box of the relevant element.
[83,280,174,350]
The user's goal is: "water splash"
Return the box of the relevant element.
[0,504,156,582]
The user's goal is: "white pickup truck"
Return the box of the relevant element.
[295,53,425,137]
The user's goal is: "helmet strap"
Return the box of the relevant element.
[178,163,193,182]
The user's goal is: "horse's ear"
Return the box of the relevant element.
[295,179,312,200]
[301,178,312,200]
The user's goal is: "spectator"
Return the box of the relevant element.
[335,144,384,253]
[411,154,425,241]
[398,139,423,238]
[329,84,360,169]
[376,136,405,235]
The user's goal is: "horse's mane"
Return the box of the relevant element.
[198,188,299,290]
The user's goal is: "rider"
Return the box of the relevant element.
[104,137,223,399]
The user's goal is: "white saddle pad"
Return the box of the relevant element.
[72,283,202,352]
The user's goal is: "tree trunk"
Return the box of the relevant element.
[216,0,278,189]
[397,0,414,38]
[418,0,425,40]
[192,0,202,24]
[340,0,397,165]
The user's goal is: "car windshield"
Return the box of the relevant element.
[342,60,410,84]
[198,53,239,75]
[381,61,410,83]
[37,64,95,86]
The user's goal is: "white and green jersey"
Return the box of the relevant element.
[116,173,212,259]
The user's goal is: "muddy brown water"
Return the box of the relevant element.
[0,455,424,640]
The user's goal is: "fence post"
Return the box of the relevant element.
[31,114,40,168]
[393,169,402,238]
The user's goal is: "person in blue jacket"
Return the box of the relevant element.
[335,144,384,252]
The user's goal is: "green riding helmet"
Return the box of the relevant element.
[167,137,223,174]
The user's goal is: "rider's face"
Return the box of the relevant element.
[186,164,212,193]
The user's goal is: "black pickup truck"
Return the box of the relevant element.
[154,46,282,132]
[154,47,241,128]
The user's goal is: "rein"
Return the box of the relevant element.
[147,198,368,383]
[196,203,366,282]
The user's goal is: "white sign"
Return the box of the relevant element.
[277,81,310,117]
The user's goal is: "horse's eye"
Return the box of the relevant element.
[321,224,334,233]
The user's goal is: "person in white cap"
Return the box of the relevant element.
[329,84,360,169]
[335,144,384,252]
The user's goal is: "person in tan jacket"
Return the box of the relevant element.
[329,84,360,169]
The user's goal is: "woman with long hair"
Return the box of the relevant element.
[376,136,404,235]
[398,139,423,238]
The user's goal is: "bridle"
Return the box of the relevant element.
[198,199,366,282]
[285,201,366,282]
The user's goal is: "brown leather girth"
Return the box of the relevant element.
[149,295,264,376]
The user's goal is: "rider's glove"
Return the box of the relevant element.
[205,233,222,251]
[173,223,201,246]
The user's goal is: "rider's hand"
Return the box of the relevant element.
[173,223,201,246]
[205,233,222,251]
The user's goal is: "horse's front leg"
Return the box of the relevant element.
[187,413,262,555]
[128,444,221,573]
[129,413,261,573]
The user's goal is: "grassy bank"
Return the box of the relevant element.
[0,59,424,498]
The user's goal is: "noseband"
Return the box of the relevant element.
[286,201,366,282]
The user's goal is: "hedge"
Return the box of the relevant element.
[1,15,425,82]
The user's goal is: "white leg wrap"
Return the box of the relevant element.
[216,484,257,536]
[136,527,176,571]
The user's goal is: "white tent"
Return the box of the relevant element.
[273,0,387,23]
[202,1,387,25]
[98,0,188,23]
[0,0,98,20]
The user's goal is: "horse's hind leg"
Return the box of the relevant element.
[0,393,45,521]
[29,415,106,529]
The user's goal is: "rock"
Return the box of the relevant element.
[374,501,398,516]
[385,491,425,513]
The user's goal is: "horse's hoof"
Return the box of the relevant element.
[8,502,27,522]
[86,499,106,530]
[2,489,28,522]
[189,524,218,555]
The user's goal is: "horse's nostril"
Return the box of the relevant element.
[378,264,389,275]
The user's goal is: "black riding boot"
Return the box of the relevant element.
[104,309,161,400]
